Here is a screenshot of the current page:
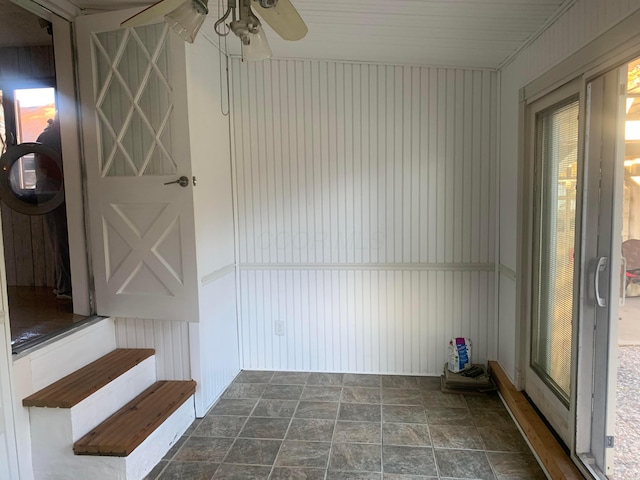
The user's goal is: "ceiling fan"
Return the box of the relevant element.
[121,0,308,61]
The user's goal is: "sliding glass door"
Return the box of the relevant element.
[524,81,582,447]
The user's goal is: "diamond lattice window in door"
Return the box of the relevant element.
[104,202,185,297]
[92,24,176,178]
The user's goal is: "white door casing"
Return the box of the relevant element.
[576,67,624,478]
[523,80,583,448]
[76,11,199,322]
[0,213,18,478]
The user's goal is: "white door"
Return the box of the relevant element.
[524,80,582,447]
[576,66,626,478]
[76,11,199,322]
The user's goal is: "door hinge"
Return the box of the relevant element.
[606,436,615,448]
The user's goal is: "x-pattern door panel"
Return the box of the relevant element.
[77,10,198,322]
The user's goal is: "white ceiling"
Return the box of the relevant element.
[6,0,572,69]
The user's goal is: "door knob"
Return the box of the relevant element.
[164,176,189,187]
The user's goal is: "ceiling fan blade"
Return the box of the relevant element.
[121,0,187,28]
[252,0,307,41]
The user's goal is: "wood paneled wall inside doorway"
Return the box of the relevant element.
[0,45,56,287]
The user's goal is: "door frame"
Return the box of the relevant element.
[519,78,584,448]
[517,12,640,478]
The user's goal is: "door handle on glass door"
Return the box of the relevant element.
[595,256,608,308]
[164,176,189,187]
[621,256,627,307]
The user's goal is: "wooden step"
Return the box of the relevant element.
[73,380,196,457]
[23,348,155,408]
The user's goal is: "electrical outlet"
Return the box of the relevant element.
[274,320,285,336]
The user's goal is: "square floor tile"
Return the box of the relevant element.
[382,423,431,446]
[477,425,529,452]
[382,389,425,406]
[212,464,271,479]
[163,435,187,459]
[234,371,274,384]
[471,409,514,428]
[429,424,483,449]
[145,460,167,479]
[334,421,382,444]
[425,407,472,425]
[252,399,298,418]
[301,385,343,402]
[382,376,419,389]
[295,401,339,419]
[224,438,282,465]
[308,372,344,386]
[239,417,291,439]
[486,452,546,479]
[344,374,381,387]
[422,390,466,408]
[327,473,382,479]
[194,416,247,437]
[382,445,437,476]
[173,437,233,462]
[382,405,427,424]
[434,449,495,479]
[383,474,436,479]
[339,403,382,422]
[275,440,332,468]
[417,376,442,391]
[210,399,257,416]
[222,383,267,399]
[464,393,506,411]
[330,443,382,472]
[270,467,327,479]
[184,418,201,435]
[262,384,304,400]
[342,387,382,404]
[158,461,219,480]
[271,372,311,384]
[286,418,335,441]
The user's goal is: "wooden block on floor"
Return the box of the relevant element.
[489,360,584,480]
[23,348,155,408]
[73,380,196,457]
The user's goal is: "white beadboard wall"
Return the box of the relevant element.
[498,0,640,382]
[114,317,191,380]
[231,59,497,375]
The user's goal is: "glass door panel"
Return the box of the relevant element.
[532,99,579,404]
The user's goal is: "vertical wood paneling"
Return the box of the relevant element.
[0,46,56,288]
[114,317,190,381]
[237,269,494,375]
[232,59,497,374]
[234,60,496,266]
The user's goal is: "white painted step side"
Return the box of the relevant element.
[28,355,157,478]
[20,318,118,392]
[70,356,157,440]
[30,395,195,480]
[12,317,117,480]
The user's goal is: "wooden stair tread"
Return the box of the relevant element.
[23,348,155,408]
[74,380,196,457]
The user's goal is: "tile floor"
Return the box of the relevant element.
[146,371,547,479]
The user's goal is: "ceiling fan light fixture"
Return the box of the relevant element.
[241,24,272,61]
[165,0,209,43]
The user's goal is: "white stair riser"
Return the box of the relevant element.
[69,356,157,440]
[28,319,117,392]
[125,396,195,480]
[30,396,194,480]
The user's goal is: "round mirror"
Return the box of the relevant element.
[0,143,64,215]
